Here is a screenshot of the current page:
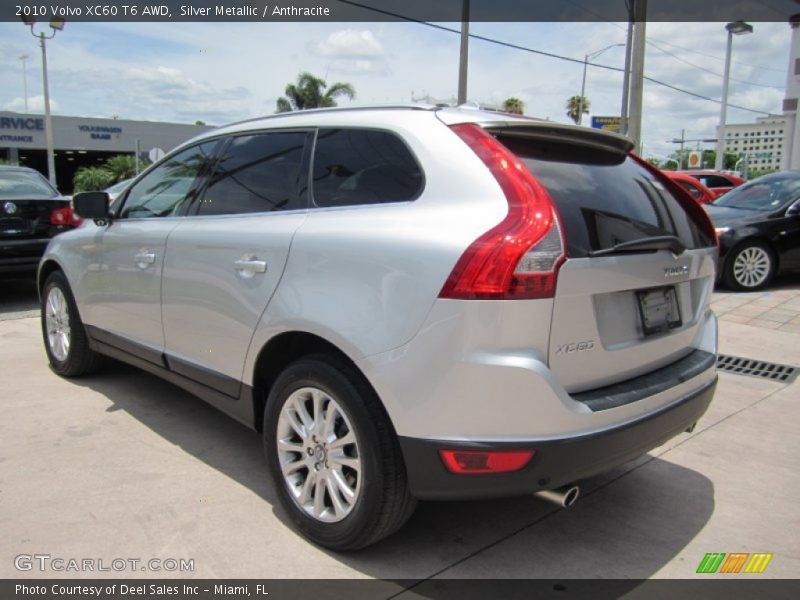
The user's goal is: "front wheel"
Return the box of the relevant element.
[41,271,102,377]
[263,355,416,550]
[723,241,775,291]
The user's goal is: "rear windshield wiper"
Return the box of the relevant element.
[588,235,686,257]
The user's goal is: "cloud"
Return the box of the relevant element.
[3,95,59,113]
[312,29,384,59]
[310,29,389,75]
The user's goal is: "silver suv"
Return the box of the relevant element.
[39,106,718,550]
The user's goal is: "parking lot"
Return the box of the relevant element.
[1,275,799,582]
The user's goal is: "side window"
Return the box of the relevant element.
[701,175,729,188]
[197,132,307,215]
[679,181,703,200]
[119,141,217,219]
[311,128,423,207]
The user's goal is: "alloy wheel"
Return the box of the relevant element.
[45,286,71,362]
[276,387,362,523]
[732,246,771,288]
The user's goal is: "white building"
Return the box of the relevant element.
[722,115,786,171]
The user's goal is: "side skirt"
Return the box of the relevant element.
[86,326,256,431]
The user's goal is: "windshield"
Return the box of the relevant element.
[0,169,58,199]
[714,176,800,212]
[106,178,133,194]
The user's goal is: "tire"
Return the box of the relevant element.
[263,354,416,550]
[722,240,776,291]
[41,271,102,377]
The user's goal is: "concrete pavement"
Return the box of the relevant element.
[0,277,798,581]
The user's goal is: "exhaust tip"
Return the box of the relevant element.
[534,485,580,508]
[562,485,580,507]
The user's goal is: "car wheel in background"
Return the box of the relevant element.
[723,240,776,291]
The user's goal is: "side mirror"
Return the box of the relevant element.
[73,192,111,223]
[787,200,800,217]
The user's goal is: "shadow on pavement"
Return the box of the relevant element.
[0,275,39,314]
[70,360,715,584]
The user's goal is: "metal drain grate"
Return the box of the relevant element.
[716,354,799,383]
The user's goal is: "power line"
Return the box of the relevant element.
[334,0,773,116]
[561,0,786,74]
[646,39,784,90]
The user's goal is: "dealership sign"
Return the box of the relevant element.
[590,116,622,133]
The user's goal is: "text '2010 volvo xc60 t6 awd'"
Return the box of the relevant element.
[39,106,718,550]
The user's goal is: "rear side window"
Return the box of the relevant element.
[311,128,422,207]
[678,180,703,200]
[197,131,307,215]
[697,174,731,188]
[497,135,713,258]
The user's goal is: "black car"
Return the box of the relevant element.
[0,165,78,274]
[705,171,800,290]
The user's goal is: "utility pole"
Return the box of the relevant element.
[457,0,470,105]
[627,0,647,153]
[783,14,800,170]
[620,2,634,136]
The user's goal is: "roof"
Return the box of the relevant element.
[180,104,634,154]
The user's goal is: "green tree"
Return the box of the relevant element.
[566,95,590,125]
[104,154,139,183]
[195,120,206,126]
[502,97,525,115]
[276,72,355,113]
[73,166,115,192]
[748,167,779,179]
[646,157,663,169]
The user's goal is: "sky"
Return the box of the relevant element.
[0,19,791,159]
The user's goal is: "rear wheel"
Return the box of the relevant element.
[41,271,102,377]
[723,240,775,291]
[263,355,416,550]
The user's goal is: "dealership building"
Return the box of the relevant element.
[0,111,213,193]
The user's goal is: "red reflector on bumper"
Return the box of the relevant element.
[439,449,534,474]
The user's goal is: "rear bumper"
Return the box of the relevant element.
[399,377,716,500]
[0,238,49,273]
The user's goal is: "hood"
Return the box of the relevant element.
[704,204,766,228]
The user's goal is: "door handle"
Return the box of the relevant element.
[234,259,267,274]
[134,251,156,266]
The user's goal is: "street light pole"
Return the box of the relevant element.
[577,43,624,126]
[20,54,29,112]
[715,21,753,171]
[38,33,56,187]
[21,15,64,188]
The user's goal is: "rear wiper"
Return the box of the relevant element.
[589,235,686,257]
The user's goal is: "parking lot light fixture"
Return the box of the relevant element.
[578,43,625,126]
[21,15,65,187]
[715,22,753,170]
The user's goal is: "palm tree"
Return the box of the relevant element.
[566,95,590,125]
[502,97,525,115]
[276,72,356,113]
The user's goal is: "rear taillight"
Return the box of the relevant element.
[50,207,83,228]
[439,449,535,474]
[439,123,566,300]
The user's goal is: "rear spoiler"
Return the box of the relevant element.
[484,123,635,157]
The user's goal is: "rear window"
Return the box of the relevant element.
[497,135,713,258]
[0,169,58,199]
[311,128,423,207]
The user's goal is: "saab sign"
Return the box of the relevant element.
[590,116,622,134]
